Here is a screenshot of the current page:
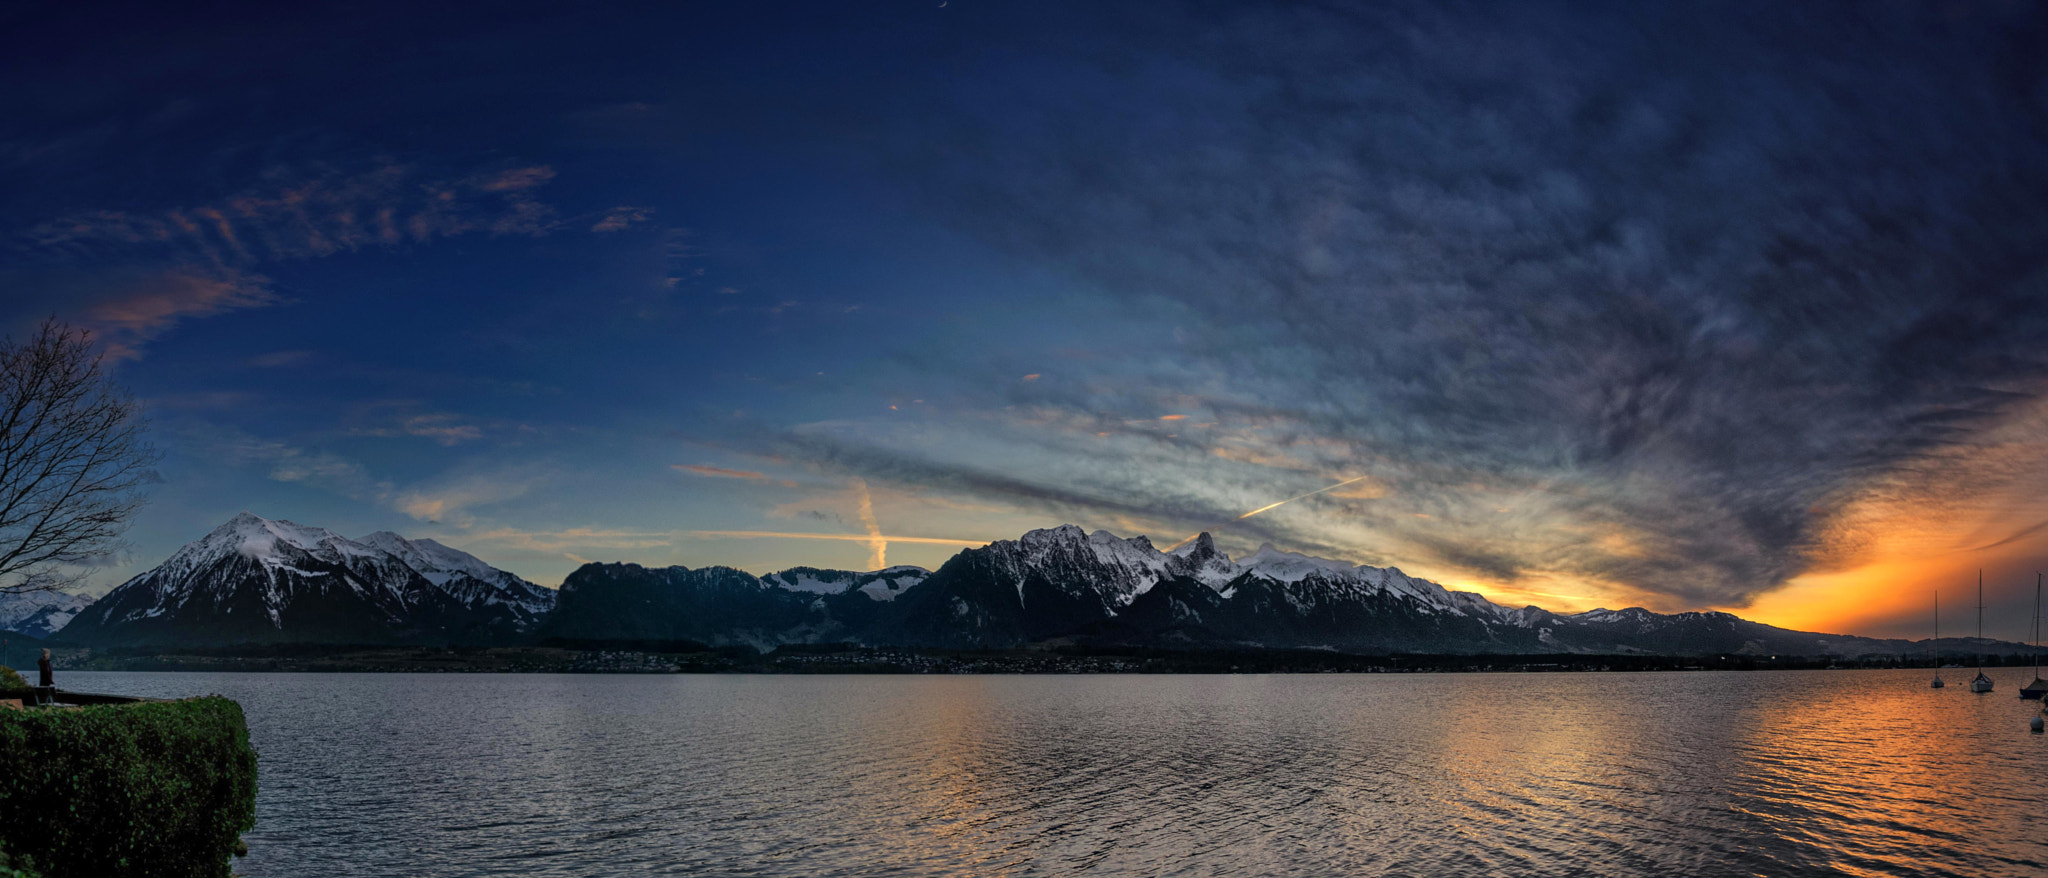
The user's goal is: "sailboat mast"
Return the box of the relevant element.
[1978,570,1985,670]
[1931,588,1947,688]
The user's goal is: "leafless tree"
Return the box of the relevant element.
[0,319,158,595]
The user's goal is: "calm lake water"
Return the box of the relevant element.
[72,668,2048,877]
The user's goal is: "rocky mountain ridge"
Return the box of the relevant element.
[46,515,2019,659]
[56,513,557,646]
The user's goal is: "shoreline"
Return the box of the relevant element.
[47,644,2040,675]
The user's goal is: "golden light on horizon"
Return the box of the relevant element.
[684,530,990,548]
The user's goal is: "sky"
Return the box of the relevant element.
[3,1,2047,639]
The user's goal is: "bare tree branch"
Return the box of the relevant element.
[0,318,158,594]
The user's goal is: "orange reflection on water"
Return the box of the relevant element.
[852,677,1034,877]
[1722,670,2036,877]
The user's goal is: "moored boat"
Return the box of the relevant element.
[1970,572,1994,694]
[2022,573,2046,700]
[1931,590,1944,689]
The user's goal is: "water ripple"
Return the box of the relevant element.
[69,668,2048,877]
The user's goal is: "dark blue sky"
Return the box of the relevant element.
[5,1,2047,637]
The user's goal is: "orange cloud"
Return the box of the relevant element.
[86,268,277,360]
[1159,414,1187,421]
[1718,393,2048,635]
[591,206,653,233]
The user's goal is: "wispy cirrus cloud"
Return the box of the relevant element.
[191,422,541,529]
[83,266,279,360]
[22,162,562,265]
[673,463,768,480]
[460,526,674,553]
[9,161,570,359]
[348,412,486,447]
[204,427,395,503]
[393,469,542,529]
[591,205,653,233]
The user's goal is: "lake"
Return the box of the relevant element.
[70,668,2048,877]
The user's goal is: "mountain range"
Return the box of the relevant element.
[55,513,555,646]
[0,589,93,640]
[26,514,2030,659]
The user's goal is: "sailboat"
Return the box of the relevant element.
[2022,573,2046,700]
[1931,590,1945,689]
[1970,570,1995,694]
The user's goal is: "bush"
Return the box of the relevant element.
[0,839,43,878]
[0,697,256,878]
[0,666,23,690]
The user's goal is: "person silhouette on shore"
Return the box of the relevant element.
[37,648,52,688]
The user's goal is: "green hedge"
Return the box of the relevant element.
[0,667,24,690]
[0,697,256,878]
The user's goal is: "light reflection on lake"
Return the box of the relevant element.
[72,668,2048,877]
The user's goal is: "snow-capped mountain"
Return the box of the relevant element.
[54,516,1937,656]
[872,523,1535,649]
[760,565,930,602]
[541,560,934,647]
[789,524,1913,655]
[0,590,94,639]
[58,513,555,646]
[356,530,557,627]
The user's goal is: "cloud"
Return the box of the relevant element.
[672,464,769,480]
[591,206,654,233]
[83,267,277,360]
[397,414,483,446]
[462,526,673,553]
[473,166,556,192]
[684,530,986,548]
[19,162,561,266]
[393,471,537,528]
[186,422,559,544]
[7,161,576,357]
[245,349,314,368]
[348,412,487,446]
[838,1,2048,608]
[208,430,393,502]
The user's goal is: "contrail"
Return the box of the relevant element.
[851,478,886,569]
[1233,475,1373,520]
[1166,475,1372,550]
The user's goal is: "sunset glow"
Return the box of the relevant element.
[4,0,2041,644]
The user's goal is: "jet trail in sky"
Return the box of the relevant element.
[1166,475,1372,551]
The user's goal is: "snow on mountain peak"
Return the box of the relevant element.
[1237,542,1362,583]
[201,512,356,566]
[0,589,93,637]
[357,531,506,584]
[1164,532,1238,589]
[131,514,552,626]
[1167,532,1218,559]
[1019,524,1087,546]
